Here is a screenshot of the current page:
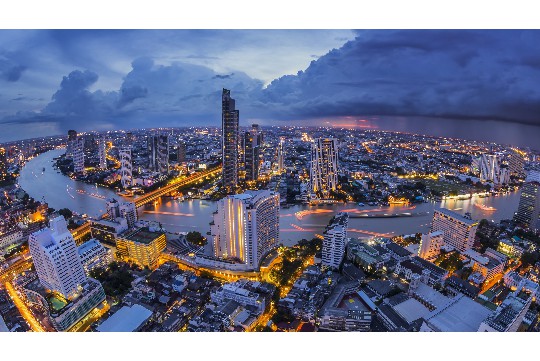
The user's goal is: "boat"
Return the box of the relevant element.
[475,203,496,212]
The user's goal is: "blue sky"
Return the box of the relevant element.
[1,30,539,148]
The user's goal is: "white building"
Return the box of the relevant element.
[478,153,509,187]
[212,190,279,269]
[98,136,107,170]
[210,280,267,312]
[29,216,87,299]
[77,239,113,274]
[322,212,349,270]
[478,287,534,332]
[72,136,85,175]
[310,138,339,199]
[418,231,444,261]
[119,202,138,228]
[120,146,133,189]
[430,208,478,253]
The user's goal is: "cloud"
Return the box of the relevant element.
[0,50,26,82]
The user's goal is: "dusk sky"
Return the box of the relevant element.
[1,30,539,148]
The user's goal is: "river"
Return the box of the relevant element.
[19,149,522,246]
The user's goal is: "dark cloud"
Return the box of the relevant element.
[0,50,26,82]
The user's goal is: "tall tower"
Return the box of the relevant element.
[0,147,6,182]
[72,136,85,176]
[479,153,509,187]
[29,216,87,299]
[98,136,107,170]
[148,133,169,174]
[120,146,133,189]
[277,137,285,174]
[244,131,260,182]
[222,89,239,193]
[66,130,77,158]
[514,171,540,231]
[321,212,349,270]
[211,190,280,269]
[177,142,187,163]
[310,138,339,199]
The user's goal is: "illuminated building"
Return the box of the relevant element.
[478,287,534,332]
[106,198,121,219]
[177,142,187,163]
[119,201,138,228]
[478,153,509,186]
[98,136,107,170]
[148,133,169,174]
[29,216,87,299]
[72,136,85,175]
[310,138,339,199]
[66,129,77,158]
[244,128,260,182]
[322,212,349,270]
[77,239,113,274]
[0,147,7,182]
[514,170,540,231]
[211,190,279,269]
[90,218,128,247]
[508,148,525,178]
[430,208,478,253]
[116,227,166,269]
[119,146,133,188]
[418,231,444,261]
[277,137,284,174]
[222,88,240,193]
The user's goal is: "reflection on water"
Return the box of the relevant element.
[20,150,522,247]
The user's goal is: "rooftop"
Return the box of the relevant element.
[125,227,165,245]
[97,304,152,332]
[434,208,478,226]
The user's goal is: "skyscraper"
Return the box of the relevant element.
[514,171,540,231]
[244,130,260,182]
[66,130,77,158]
[177,142,187,163]
[148,133,169,174]
[72,136,85,175]
[120,146,133,189]
[310,138,339,199]
[106,198,121,220]
[29,216,87,299]
[430,208,478,252]
[418,231,444,261]
[508,148,525,178]
[222,88,240,193]
[479,153,509,186]
[277,137,285,174]
[321,212,349,270]
[0,147,6,182]
[98,136,107,170]
[211,190,279,269]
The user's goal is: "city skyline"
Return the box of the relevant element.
[1,30,540,148]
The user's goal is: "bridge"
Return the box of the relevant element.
[133,166,222,208]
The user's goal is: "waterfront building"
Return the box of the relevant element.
[430,208,478,253]
[310,138,339,199]
[322,212,349,270]
[120,146,133,188]
[116,227,167,269]
[211,190,279,269]
[508,148,525,178]
[29,216,87,299]
[418,231,444,261]
[106,198,121,219]
[478,153,509,186]
[66,129,77,158]
[222,88,240,193]
[90,218,129,247]
[148,133,169,174]
[72,136,85,175]
[77,239,113,274]
[119,201,138,228]
[514,170,540,231]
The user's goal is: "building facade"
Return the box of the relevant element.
[418,231,444,261]
[222,88,240,193]
[430,208,478,253]
[119,146,133,189]
[116,227,166,269]
[322,212,349,270]
[77,239,114,274]
[148,133,169,174]
[310,138,339,199]
[514,170,540,231]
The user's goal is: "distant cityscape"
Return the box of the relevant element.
[0,88,539,332]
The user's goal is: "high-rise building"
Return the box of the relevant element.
[77,239,114,274]
[66,130,77,158]
[212,190,279,269]
[0,147,7,182]
[508,149,525,178]
[418,231,444,261]
[148,133,169,174]
[120,146,133,189]
[514,171,540,231]
[222,88,240,193]
[276,137,285,174]
[310,138,339,199]
[29,216,87,299]
[106,198,121,219]
[430,208,478,253]
[98,136,107,170]
[72,136,85,175]
[244,131,260,182]
[321,212,349,270]
[479,153,509,186]
[177,142,187,163]
[126,132,135,147]
[116,227,166,270]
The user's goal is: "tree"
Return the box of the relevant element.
[186,231,207,246]
[521,251,540,268]
[58,208,73,219]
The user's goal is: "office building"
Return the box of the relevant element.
[177,142,187,163]
[222,88,240,193]
[322,212,349,270]
[90,218,128,247]
[98,136,107,170]
[77,239,113,274]
[116,227,167,269]
[120,146,133,188]
[119,201,138,228]
[418,231,444,261]
[106,198,121,219]
[514,170,540,231]
[276,137,285,174]
[148,133,169,174]
[310,138,339,199]
[430,208,478,253]
[212,190,279,269]
[29,216,87,299]
[66,129,77,158]
[508,148,525,178]
[244,130,260,182]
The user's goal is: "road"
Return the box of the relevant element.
[4,281,45,332]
